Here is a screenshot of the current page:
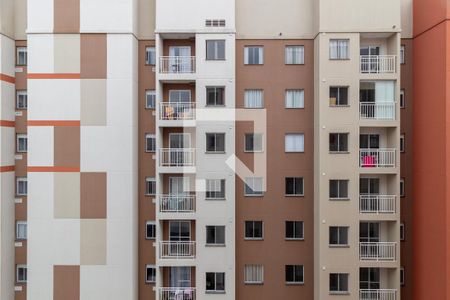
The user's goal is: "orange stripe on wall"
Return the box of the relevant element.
[28,120,80,127]
[0,73,15,84]
[28,166,80,172]
[0,166,15,172]
[0,120,15,127]
[28,73,80,79]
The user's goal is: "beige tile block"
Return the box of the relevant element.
[81,79,107,126]
[54,34,80,73]
[80,219,106,265]
[54,172,80,218]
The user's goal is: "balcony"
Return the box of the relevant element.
[159,102,195,121]
[159,148,196,167]
[360,55,396,74]
[359,242,396,261]
[159,56,196,74]
[360,195,396,214]
[159,195,196,213]
[160,288,196,300]
[360,149,396,168]
[160,241,196,259]
[360,102,395,120]
[360,289,396,300]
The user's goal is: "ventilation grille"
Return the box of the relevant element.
[205,19,226,27]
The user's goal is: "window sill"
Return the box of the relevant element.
[329,292,350,295]
[206,59,227,61]
[144,107,156,110]
[205,198,226,201]
[206,105,226,108]
[244,150,264,153]
[244,64,264,66]
[205,244,226,247]
[285,238,304,241]
[244,282,264,285]
[285,107,305,109]
[285,194,304,197]
[244,238,264,241]
[205,151,226,154]
[145,237,156,241]
[286,282,304,286]
[329,58,350,61]
[244,194,264,197]
[243,107,265,109]
[206,291,226,294]
[329,151,349,154]
[285,151,305,153]
[329,105,350,108]
[329,244,350,248]
[285,63,305,66]
[145,281,156,285]
[329,198,350,201]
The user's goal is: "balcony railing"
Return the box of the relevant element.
[160,241,196,259]
[360,102,396,120]
[360,289,396,300]
[360,195,396,214]
[159,56,196,74]
[360,55,396,74]
[360,149,396,168]
[159,195,196,213]
[159,102,195,120]
[359,242,396,261]
[159,148,196,167]
[160,288,196,300]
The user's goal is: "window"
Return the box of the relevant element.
[206,179,226,200]
[245,133,263,152]
[329,180,349,200]
[16,177,27,196]
[145,134,156,152]
[245,221,263,239]
[244,177,263,196]
[16,265,27,283]
[145,47,156,65]
[206,225,225,245]
[285,46,304,65]
[400,223,405,241]
[285,90,304,108]
[16,47,27,66]
[206,133,225,152]
[205,19,226,27]
[16,90,27,109]
[329,226,349,246]
[400,45,405,64]
[16,221,27,240]
[206,87,225,106]
[16,134,27,153]
[400,134,405,153]
[285,177,304,196]
[206,272,225,293]
[145,265,156,283]
[330,40,349,60]
[400,89,405,108]
[145,177,156,196]
[146,221,156,240]
[329,87,348,106]
[244,89,263,108]
[330,273,349,293]
[244,46,263,65]
[400,178,405,197]
[400,267,405,285]
[206,40,225,60]
[329,133,348,152]
[145,90,156,109]
[285,134,304,152]
[244,265,264,284]
[285,221,304,240]
[285,265,304,284]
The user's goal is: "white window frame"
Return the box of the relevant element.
[16,90,27,109]
[244,177,264,196]
[285,265,304,284]
[16,265,27,283]
[206,272,226,293]
[285,177,304,196]
[146,221,156,240]
[285,133,305,153]
[206,133,226,153]
[329,86,349,106]
[145,177,156,196]
[285,221,304,240]
[329,179,349,200]
[329,133,348,153]
[16,221,27,240]
[329,39,349,60]
[206,40,226,60]
[285,89,305,109]
[400,45,405,64]
[244,221,264,240]
[329,273,349,293]
[16,134,27,153]
[206,86,225,107]
[145,265,156,283]
[16,177,27,196]
[145,46,156,65]
[145,133,156,153]
[16,47,27,66]
[400,134,405,153]
[145,90,156,109]
[244,133,264,152]
[244,46,264,65]
[329,226,349,246]
[244,265,264,284]
[206,225,226,246]
[205,179,226,200]
[244,89,264,108]
[400,89,405,108]
[285,45,305,65]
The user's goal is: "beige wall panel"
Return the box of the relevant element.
[54,34,81,73]
[138,0,156,39]
[54,172,80,218]
[80,219,106,265]
[81,79,107,126]
[14,0,27,40]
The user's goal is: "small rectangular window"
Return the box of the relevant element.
[329,87,348,106]
[285,134,304,152]
[285,265,304,284]
[206,225,225,245]
[330,40,349,60]
[145,265,156,283]
[16,221,27,240]
[285,90,304,108]
[206,272,225,292]
[329,226,348,246]
[145,134,156,153]
[145,90,156,109]
[285,221,304,240]
[16,47,27,66]
[16,90,27,109]
[400,134,405,153]
[146,221,156,240]
[285,46,304,65]
[400,223,405,241]
[400,178,405,197]
[16,265,27,283]
[329,133,348,152]
[206,40,225,60]
[245,221,263,239]
[285,177,304,196]
[400,267,405,285]
[244,89,263,108]
[245,133,263,152]
[244,177,263,196]
[329,180,349,199]
[329,273,349,293]
[206,87,225,106]
[206,133,225,153]
[244,46,264,65]
[400,89,405,108]
[145,47,156,65]
[206,179,226,200]
[400,45,405,64]
[145,177,156,196]
[16,134,27,153]
[16,177,27,196]
[244,265,264,284]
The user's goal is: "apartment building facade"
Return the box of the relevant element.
[0,0,427,299]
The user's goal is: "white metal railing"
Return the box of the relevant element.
[159,148,195,167]
[360,55,396,74]
[159,56,196,74]
[360,149,396,168]
[160,241,196,259]
[360,102,396,120]
[160,288,196,300]
[359,242,396,261]
[159,195,196,213]
[159,102,196,120]
[360,289,397,300]
[360,195,396,214]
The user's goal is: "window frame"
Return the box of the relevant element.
[285,221,304,240]
[16,265,27,283]
[206,40,226,61]
[244,46,264,65]
[16,47,27,66]
[285,265,304,284]
[206,86,225,107]
[329,39,349,60]
[145,46,156,65]
[329,179,349,200]
[244,177,264,196]
[285,133,305,153]
[145,133,156,153]
[329,86,349,106]
[329,273,349,294]
[329,133,349,153]
[145,90,156,109]
[206,225,226,246]
[400,223,405,241]
[285,89,305,109]
[244,265,264,284]
[285,45,305,65]
[400,45,405,64]
[206,133,226,153]
[400,267,405,286]
[205,179,226,200]
[285,177,304,196]
[145,177,156,196]
[16,177,27,196]
[244,220,264,240]
[244,89,264,109]
[400,178,405,198]
[206,272,226,293]
[146,221,156,240]
[145,264,156,283]
[400,89,405,108]
[16,221,27,240]
[244,133,264,153]
[400,134,405,153]
[16,133,27,153]
[16,90,27,110]
[329,226,349,247]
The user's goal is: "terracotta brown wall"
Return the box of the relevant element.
[235,39,314,300]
